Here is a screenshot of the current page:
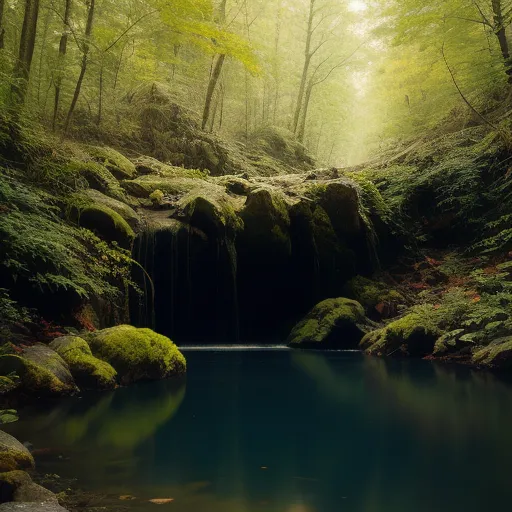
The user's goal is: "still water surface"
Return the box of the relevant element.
[6,349,512,512]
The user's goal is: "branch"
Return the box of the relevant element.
[473,0,492,26]
[103,10,158,53]
[441,43,499,130]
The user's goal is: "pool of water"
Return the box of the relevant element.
[5,349,512,512]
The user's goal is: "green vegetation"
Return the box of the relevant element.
[86,325,186,384]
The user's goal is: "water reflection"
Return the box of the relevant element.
[5,351,512,512]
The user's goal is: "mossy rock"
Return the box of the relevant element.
[361,314,439,358]
[67,160,126,202]
[0,432,35,472]
[76,204,135,248]
[0,345,77,397]
[121,176,203,198]
[472,338,512,370]
[0,502,69,512]
[0,378,18,396]
[87,146,136,180]
[0,410,18,425]
[49,336,117,390]
[85,325,186,385]
[344,276,404,319]
[433,329,467,355]
[240,188,291,259]
[81,190,140,229]
[288,298,370,349]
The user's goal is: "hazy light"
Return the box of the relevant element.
[348,1,368,12]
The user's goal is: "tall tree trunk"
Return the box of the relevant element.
[12,0,41,104]
[202,53,225,130]
[0,0,6,50]
[293,0,315,134]
[64,0,95,135]
[36,5,51,107]
[492,0,512,82]
[97,60,104,126]
[272,0,282,124]
[202,0,227,130]
[297,81,313,143]
[52,0,72,130]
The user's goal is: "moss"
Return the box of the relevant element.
[149,189,164,206]
[70,160,125,200]
[86,325,186,385]
[0,409,18,424]
[77,204,135,248]
[0,470,32,488]
[50,336,117,390]
[0,376,17,395]
[344,275,404,317]
[122,176,203,198]
[0,353,75,396]
[87,146,136,180]
[288,298,369,349]
[472,338,512,369]
[361,313,439,357]
[80,189,139,228]
[0,432,35,472]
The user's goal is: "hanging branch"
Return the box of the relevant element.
[441,43,499,130]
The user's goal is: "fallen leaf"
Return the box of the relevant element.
[119,495,136,501]
[260,466,268,470]
[149,499,175,504]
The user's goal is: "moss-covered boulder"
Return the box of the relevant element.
[361,314,439,358]
[344,275,405,319]
[49,336,117,390]
[68,160,126,201]
[76,204,135,248]
[0,345,77,397]
[81,189,140,229]
[0,470,58,504]
[472,338,512,370]
[0,411,18,425]
[85,325,186,385]
[287,298,371,349]
[239,188,291,258]
[87,146,136,180]
[0,432,34,472]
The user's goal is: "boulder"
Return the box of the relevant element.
[85,325,186,385]
[0,432,34,472]
[87,146,136,180]
[361,314,439,358]
[81,190,140,229]
[287,298,371,349]
[472,338,512,370]
[49,336,117,390]
[0,503,68,512]
[0,345,77,397]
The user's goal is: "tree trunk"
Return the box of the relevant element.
[202,53,225,130]
[297,81,313,143]
[52,0,72,130]
[272,0,282,124]
[12,0,41,104]
[293,0,315,134]
[492,0,512,82]
[0,0,5,50]
[64,0,95,134]
[97,61,104,126]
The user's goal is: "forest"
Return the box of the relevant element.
[1,1,512,511]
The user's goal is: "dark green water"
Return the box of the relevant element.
[6,349,512,512]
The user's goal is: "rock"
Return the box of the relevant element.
[81,190,140,229]
[87,146,136,180]
[361,314,439,358]
[13,482,57,504]
[0,471,32,503]
[49,336,117,390]
[75,204,135,248]
[0,379,18,396]
[67,161,126,201]
[287,298,371,349]
[0,345,77,397]
[472,338,512,370]
[0,432,34,472]
[433,329,466,355]
[0,503,68,512]
[0,411,18,425]
[85,325,186,385]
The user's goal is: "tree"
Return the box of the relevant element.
[0,0,5,50]
[12,0,41,104]
[64,0,95,134]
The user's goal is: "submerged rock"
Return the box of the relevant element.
[0,503,68,512]
[361,314,439,357]
[85,325,186,385]
[0,432,35,472]
[49,336,117,390]
[0,345,77,397]
[287,298,371,349]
